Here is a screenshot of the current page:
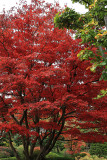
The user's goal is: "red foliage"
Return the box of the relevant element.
[0,0,107,159]
[64,135,86,155]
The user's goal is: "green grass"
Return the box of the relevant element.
[1,146,105,160]
[1,155,106,160]
[0,158,16,160]
[46,152,71,160]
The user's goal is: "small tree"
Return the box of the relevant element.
[64,135,86,155]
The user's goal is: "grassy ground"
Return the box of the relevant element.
[1,154,107,160]
[0,146,107,160]
[0,156,107,160]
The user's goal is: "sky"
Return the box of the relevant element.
[0,0,88,14]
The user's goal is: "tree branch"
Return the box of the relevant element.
[8,132,21,160]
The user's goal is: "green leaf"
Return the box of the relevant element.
[99,62,106,66]
[77,50,84,57]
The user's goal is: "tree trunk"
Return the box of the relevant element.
[8,132,21,160]
[57,146,60,153]
[36,152,46,160]
[23,151,31,160]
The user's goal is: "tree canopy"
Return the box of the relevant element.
[71,0,93,7]
[0,0,107,160]
[54,0,107,81]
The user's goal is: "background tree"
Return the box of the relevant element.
[89,142,107,158]
[0,0,107,160]
[54,0,107,81]
[63,134,86,155]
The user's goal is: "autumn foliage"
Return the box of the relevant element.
[64,135,86,155]
[0,0,107,160]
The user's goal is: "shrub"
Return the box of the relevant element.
[16,145,25,160]
[46,152,86,160]
[46,157,71,160]
[0,151,10,158]
[46,152,72,160]
[79,155,93,160]
[79,155,107,160]
[69,153,86,160]
[0,157,16,160]
[80,152,90,157]
[0,135,9,147]
[80,153,87,157]
[0,146,14,158]
[46,152,62,159]
[89,142,107,158]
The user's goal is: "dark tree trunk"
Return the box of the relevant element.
[23,151,31,160]
[7,132,21,160]
[57,146,60,153]
[36,152,46,160]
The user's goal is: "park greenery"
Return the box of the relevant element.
[0,140,107,160]
[54,0,107,81]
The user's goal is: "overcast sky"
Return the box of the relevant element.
[0,0,88,14]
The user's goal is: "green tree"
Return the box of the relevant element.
[89,142,107,158]
[54,0,107,81]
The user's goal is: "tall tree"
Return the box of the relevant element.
[54,0,107,81]
[0,0,107,160]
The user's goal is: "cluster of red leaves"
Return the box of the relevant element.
[0,0,107,155]
[64,135,86,155]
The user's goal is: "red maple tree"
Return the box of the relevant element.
[64,135,86,155]
[0,0,107,160]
